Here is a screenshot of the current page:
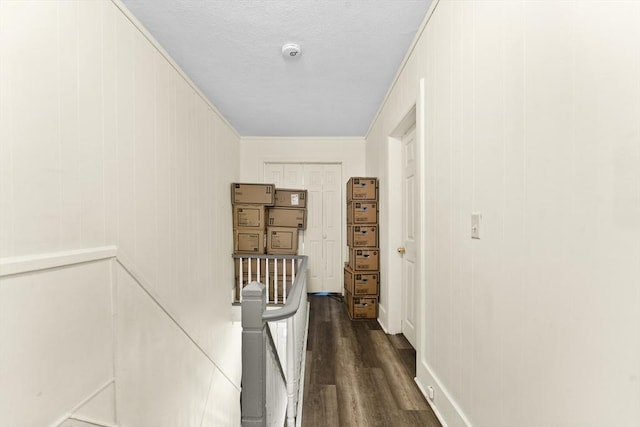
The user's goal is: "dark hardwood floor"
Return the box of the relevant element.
[302,295,442,427]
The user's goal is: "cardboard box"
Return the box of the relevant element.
[231,183,275,205]
[347,202,378,224]
[234,258,267,279]
[348,248,380,271]
[234,229,265,254]
[233,204,266,228]
[267,258,297,280]
[344,290,378,319]
[234,277,268,302]
[346,177,378,202]
[344,266,379,295]
[274,188,307,208]
[268,280,289,303]
[347,225,378,247]
[268,207,307,229]
[266,227,299,254]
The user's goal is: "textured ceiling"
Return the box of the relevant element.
[120,0,432,137]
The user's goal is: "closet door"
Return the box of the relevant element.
[263,164,304,188]
[303,164,341,293]
[264,163,342,293]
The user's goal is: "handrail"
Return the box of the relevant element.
[233,254,302,260]
[241,255,308,427]
[262,256,307,322]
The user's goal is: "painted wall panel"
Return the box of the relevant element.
[367,0,640,426]
[0,261,113,427]
[0,0,14,257]
[201,366,242,427]
[7,1,61,256]
[0,0,241,425]
[71,382,116,425]
[115,265,219,427]
[77,1,108,248]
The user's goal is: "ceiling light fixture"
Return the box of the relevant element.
[282,43,301,58]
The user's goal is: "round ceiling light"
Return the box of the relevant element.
[282,43,301,58]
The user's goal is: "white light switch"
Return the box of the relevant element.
[471,213,481,239]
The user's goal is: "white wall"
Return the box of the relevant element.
[0,1,240,426]
[240,137,365,183]
[367,1,640,426]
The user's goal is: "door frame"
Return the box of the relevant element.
[385,106,418,336]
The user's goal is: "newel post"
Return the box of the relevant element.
[241,282,267,427]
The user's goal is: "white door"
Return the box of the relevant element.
[401,126,418,347]
[303,164,341,293]
[264,163,304,188]
[264,163,342,293]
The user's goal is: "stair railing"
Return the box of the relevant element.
[241,255,308,427]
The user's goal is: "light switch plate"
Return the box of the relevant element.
[471,213,481,239]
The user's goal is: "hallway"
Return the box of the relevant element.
[302,295,441,427]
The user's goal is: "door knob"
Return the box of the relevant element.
[397,247,406,254]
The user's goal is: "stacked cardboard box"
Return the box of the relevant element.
[231,183,274,255]
[232,184,307,299]
[344,177,379,320]
[267,188,307,254]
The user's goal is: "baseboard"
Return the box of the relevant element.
[49,379,117,427]
[64,415,118,427]
[415,361,473,427]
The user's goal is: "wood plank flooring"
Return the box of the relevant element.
[302,295,442,427]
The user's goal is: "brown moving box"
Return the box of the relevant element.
[344,290,378,319]
[233,204,266,228]
[234,229,265,254]
[347,225,378,247]
[268,207,307,229]
[274,189,307,208]
[234,258,267,279]
[346,177,378,202]
[267,258,296,280]
[347,201,378,224]
[344,266,379,295]
[235,277,279,302]
[268,281,289,303]
[348,247,380,271]
[266,227,299,254]
[231,183,275,205]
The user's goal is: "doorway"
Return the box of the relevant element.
[264,163,342,294]
[386,105,419,348]
[400,125,418,348]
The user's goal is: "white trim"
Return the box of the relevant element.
[377,303,390,334]
[50,379,116,427]
[415,362,473,427]
[65,415,118,427]
[365,0,441,139]
[109,0,240,139]
[415,377,449,427]
[416,77,428,374]
[0,246,117,277]
[241,136,365,142]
